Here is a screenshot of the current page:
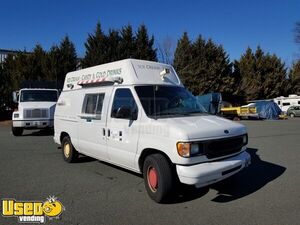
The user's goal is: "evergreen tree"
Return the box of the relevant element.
[46,35,77,85]
[83,22,157,64]
[135,24,156,61]
[261,54,286,98]
[83,22,107,67]
[173,32,192,73]
[190,37,234,98]
[174,33,234,101]
[28,44,47,80]
[0,62,10,107]
[119,25,136,59]
[107,29,121,61]
[58,35,77,80]
[173,32,193,91]
[3,51,31,89]
[234,46,287,101]
[0,53,24,106]
[290,60,300,94]
[234,47,261,101]
[46,45,60,81]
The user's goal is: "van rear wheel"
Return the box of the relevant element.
[61,136,78,163]
[12,126,23,136]
[143,154,173,203]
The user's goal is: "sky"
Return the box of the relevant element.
[0,0,299,67]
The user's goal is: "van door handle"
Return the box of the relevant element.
[107,129,110,137]
[102,128,106,136]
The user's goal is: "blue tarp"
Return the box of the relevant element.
[196,93,222,115]
[253,100,282,119]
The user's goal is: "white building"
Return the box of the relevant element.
[0,49,21,63]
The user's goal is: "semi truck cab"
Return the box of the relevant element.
[12,88,58,136]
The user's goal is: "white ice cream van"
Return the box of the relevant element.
[12,88,58,136]
[54,59,251,202]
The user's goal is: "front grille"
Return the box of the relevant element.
[204,136,244,159]
[24,109,48,118]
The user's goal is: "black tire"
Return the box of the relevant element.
[12,126,23,136]
[143,154,174,203]
[61,136,78,163]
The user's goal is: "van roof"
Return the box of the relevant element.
[63,59,182,91]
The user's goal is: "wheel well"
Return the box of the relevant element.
[138,148,173,173]
[60,132,69,143]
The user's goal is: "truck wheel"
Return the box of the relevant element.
[61,136,78,163]
[143,154,173,203]
[12,126,23,136]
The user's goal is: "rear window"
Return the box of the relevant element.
[82,93,105,118]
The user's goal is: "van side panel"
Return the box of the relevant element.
[54,90,83,148]
[76,86,112,160]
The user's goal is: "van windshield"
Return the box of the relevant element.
[135,85,207,118]
[20,90,58,102]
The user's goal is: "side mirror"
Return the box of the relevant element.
[115,106,137,120]
[12,91,18,103]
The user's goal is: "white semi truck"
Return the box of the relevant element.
[12,88,59,136]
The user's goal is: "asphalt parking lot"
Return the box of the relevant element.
[0,119,299,225]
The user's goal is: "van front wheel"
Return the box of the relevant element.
[143,154,173,203]
[61,136,78,163]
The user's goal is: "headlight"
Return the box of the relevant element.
[14,113,19,118]
[190,143,199,155]
[243,134,248,145]
[177,142,204,157]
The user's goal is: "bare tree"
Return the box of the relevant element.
[157,36,174,64]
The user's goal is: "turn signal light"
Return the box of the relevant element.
[177,142,190,157]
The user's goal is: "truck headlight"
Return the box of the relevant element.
[177,142,204,157]
[14,113,19,118]
[190,143,199,155]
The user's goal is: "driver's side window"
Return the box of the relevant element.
[111,88,137,120]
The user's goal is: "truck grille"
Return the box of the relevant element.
[24,109,48,118]
[204,136,244,159]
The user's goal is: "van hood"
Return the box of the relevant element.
[155,115,247,140]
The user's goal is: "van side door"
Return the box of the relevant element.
[106,87,139,170]
[77,87,112,160]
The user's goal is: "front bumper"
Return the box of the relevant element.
[176,151,251,188]
[13,119,54,129]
